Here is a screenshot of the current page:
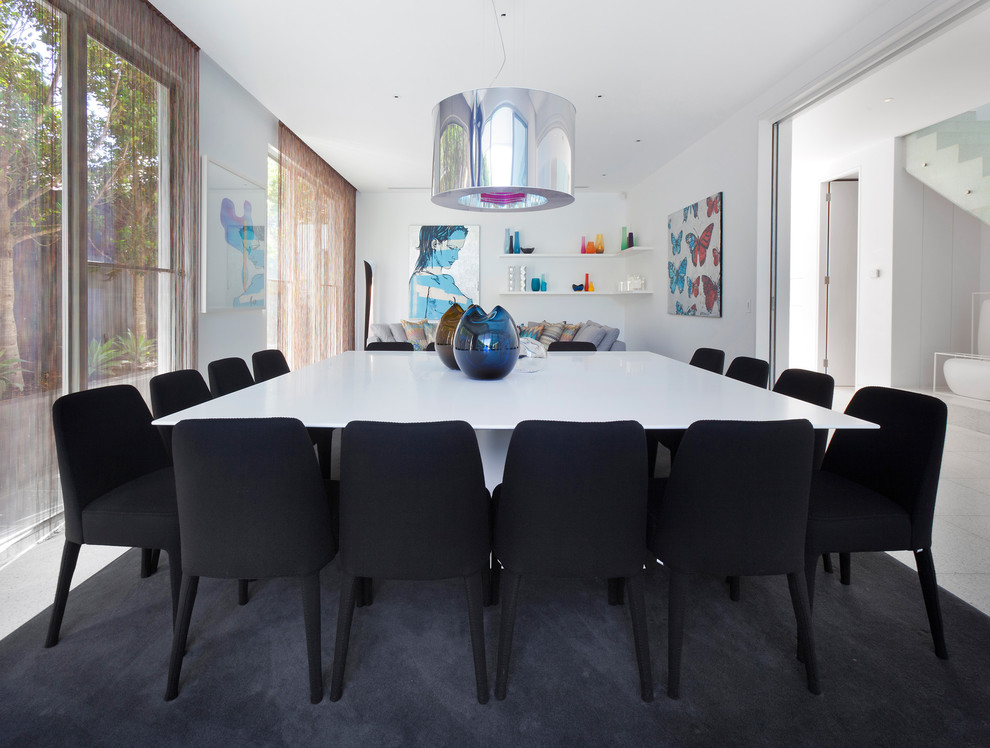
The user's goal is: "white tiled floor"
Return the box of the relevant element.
[1,387,988,643]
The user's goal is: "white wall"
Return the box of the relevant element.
[789,137,896,386]
[625,110,761,364]
[355,191,638,342]
[197,54,276,375]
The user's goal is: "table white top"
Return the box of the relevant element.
[154,351,874,431]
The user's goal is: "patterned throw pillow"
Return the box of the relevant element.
[518,324,544,340]
[538,321,565,347]
[401,319,429,350]
[558,323,581,342]
[423,320,438,345]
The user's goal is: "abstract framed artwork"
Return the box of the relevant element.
[201,156,267,312]
[408,224,480,320]
[668,192,722,317]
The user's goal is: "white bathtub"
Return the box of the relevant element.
[944,356,990,400]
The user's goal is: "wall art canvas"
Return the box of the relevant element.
[668,192,722,317]
[202,156,267,311]
[409,224,480,320]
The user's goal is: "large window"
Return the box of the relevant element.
[0,0,197,565]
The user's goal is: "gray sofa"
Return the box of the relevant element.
[367,319,625,351]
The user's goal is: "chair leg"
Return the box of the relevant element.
[727,575,740,601]
[804,549,819,611]
[822,553,833,574]
[667,569,688,699]
[141,548,160,578]
[165,574,199,701]
[839,553,851,585]
[355,576,374,607]
[167,546,182,625]
[300,573,323,703]
[625,572,654,702]
[914,548,948,660]
[488,560,501,607]
[329,574,359,701]
[607,577,625,606]
[238,579,250,606]
[464,570,489,704]
[787,572,821,695]
[45,540,81,648]
[494,569,522,701]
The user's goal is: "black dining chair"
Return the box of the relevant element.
[646,347,727,476]
[330,420,491,704]
[365,341,415,351]
[207,357,254,397]
[492,420,653,702]
[649,419,819,698]
[46,384,181,648]
[251,348,291,382]
[725,356,770,389]
[144,368,212,578]
[773,368,837,578]
[547,341,597,352]
[166,417,337,703]
[804,386,949,660]
[689,347,725,375]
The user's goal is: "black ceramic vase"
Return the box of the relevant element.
[435,303,464,370]
[452,305,520,380]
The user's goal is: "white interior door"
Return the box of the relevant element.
[818,179,858,386]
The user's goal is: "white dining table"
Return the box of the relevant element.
[154,350,875,488]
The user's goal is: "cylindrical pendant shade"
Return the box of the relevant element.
[431,87,576,212]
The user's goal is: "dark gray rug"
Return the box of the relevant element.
[1,549,988,746]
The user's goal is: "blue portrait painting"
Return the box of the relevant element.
[409,224,479,320]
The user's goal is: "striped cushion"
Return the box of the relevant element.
[558,323,581,342]
[401,319,429,350]
[538,321,565,347]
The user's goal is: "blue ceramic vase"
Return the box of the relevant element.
[452,305,520,380]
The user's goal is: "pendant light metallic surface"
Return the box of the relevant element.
[431,87,576,212]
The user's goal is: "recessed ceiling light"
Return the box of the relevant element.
[883,97,894,103]
[635,139,641,143]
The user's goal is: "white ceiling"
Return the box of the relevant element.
[794,3,990,160]
[150,0,912,194]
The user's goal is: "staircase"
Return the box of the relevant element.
[904,107,990,225]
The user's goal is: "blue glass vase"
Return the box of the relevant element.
[452,305,520,380]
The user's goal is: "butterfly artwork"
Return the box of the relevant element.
[686,223,714,267]
[668,258,688,294]
[687,275,700,298]
[701,275,720,313]
[668,191,722,317]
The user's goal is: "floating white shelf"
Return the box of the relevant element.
[499,290,652,297]
[498,246,654,259]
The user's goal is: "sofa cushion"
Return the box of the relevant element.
[368,323,395,343]
[537,321,565,347]
[559,323,581,342]
[388,322,407,343]
[401,319,429,350]
[598,324,621,351]
[573,321,607,349]
[518,323,544,340]
[423,320,437,345]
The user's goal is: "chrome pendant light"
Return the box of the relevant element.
[431,87,576,212]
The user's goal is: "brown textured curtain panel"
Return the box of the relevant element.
[277,123,356,368]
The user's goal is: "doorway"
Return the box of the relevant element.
[818,178,858,387]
